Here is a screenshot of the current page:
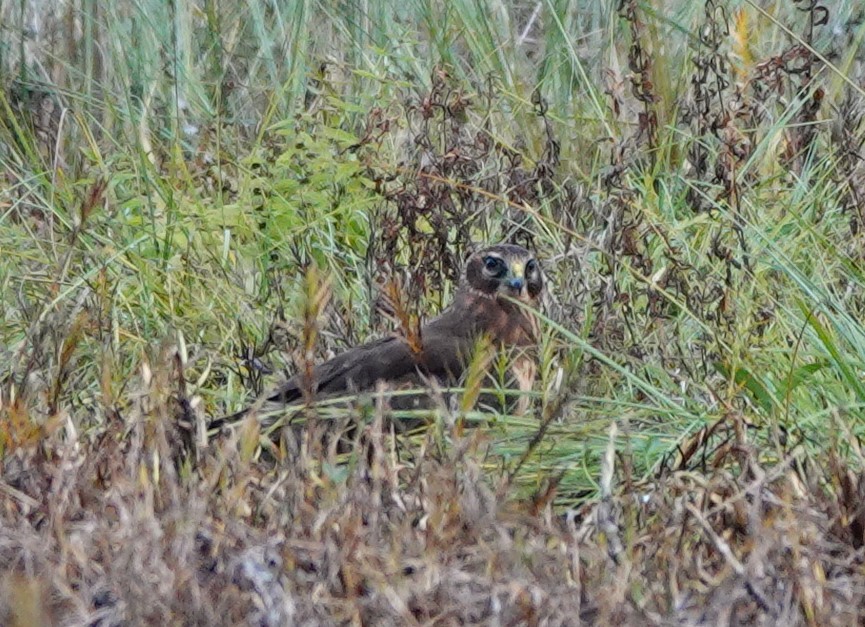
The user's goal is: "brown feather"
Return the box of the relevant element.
[211,243,544,429]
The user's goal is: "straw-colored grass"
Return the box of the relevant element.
[2,0,865,624]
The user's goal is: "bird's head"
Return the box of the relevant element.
[462,243,543,303]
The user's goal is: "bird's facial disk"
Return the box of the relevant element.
[475,249,542,301]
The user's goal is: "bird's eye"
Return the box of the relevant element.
[483,256,504,275]
[526,259,537,275]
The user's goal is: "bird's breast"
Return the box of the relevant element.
[465,295,539,348]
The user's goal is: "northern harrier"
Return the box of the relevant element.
[212,243,543,430]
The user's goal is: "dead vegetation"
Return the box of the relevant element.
[3,0,865,625]
[3,364,865,625]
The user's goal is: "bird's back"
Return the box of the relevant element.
[266,299,482,406]
[211,242,543,428]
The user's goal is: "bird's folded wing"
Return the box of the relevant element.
[210,311,479,430]
[268,321,473,404]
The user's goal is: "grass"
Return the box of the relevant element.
[3,0,865,624]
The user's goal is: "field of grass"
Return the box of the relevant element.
[2,0,865,624]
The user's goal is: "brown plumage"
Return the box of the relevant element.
[212,243,543,429]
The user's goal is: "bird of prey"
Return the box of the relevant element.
[212,243,543,430]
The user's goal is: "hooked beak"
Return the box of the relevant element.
[505,262,525,291]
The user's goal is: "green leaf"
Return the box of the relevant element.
[714,362,777,415]
[781,360,829,394]
[799,301,865,403]
[320,126,361,146]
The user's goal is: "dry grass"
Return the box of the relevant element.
[3,0,865,624]
[2,368,865,625]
